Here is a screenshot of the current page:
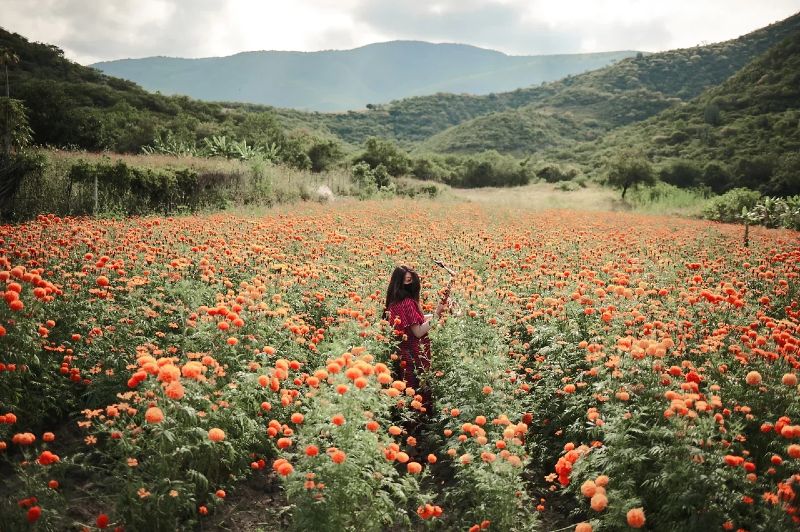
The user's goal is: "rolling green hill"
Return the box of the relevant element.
[92,42,636,112]
[416,12,800,155]
[0,26,343,167]
[561,27,800,195]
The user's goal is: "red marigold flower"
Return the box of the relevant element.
[37,450,60,465]
[27,506,42,523]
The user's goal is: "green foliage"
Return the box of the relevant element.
[450,151,533,188]
[702,162,732,193]
[416,14,800,156]
[307,137,345,172]
[0,149,45,220]
[658,159,703,188]
[703,101,721,126]
[351,161,391,199]
[430,315,538,531]
[745,195,800,229]
[535,161,581,183]
[701,187,762,223]
[354,137,411,177]
[604,150,655,198]
[67,159,208,215]
[627,182,710,216]
[573,28,800,197]
[763,152,800,196]
[0,97,32,154]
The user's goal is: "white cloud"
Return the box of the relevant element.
[1,0,799,63]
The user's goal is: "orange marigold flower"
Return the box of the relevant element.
[590,493,608,511]
[745,371,762,386]
[626,507,646,528]
[580,480,597,498]
[332,414,345,426]
[407,461,422,474]
[144,407,164,424]
[575,523,592,532]
[208,428,225,442]
[788,444,800,459]
[165,380,185,400]
[291,413,304,424]
[305,445,319,457]
[330,450,346,464]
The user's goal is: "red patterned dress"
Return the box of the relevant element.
[388,297,432,410]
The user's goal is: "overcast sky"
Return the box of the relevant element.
[4,0,800,64]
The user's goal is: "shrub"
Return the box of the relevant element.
[536,162,580,183]
[354,138,411,177]
[658,160,702,188]
[701,187,761,223]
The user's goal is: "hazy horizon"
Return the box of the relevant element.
[3,0,799,65]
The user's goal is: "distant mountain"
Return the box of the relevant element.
[91,42,637,112]
[415,12,800,155]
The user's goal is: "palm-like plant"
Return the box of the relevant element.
[0,47,20,98]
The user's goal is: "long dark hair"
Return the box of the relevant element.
[384,265,420,316]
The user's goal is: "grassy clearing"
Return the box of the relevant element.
[445,181,626,212]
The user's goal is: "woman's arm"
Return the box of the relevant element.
[409,318,435,338]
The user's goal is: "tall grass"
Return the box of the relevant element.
[626,182,710,217]
[10,149,354,220]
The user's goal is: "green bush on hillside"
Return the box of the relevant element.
[353,137,411,177]
[701,187,762,223]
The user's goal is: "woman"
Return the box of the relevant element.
[384,265,447,414]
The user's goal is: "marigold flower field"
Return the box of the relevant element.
[1,200,799,531]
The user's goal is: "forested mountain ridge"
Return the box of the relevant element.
[560,27,800,195]
[92,42,636,112]
[415,12,800,154]
[0,26,313,155]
